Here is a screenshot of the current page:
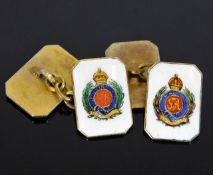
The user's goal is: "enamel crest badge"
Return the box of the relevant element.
[153,74,195,126]
[72,58,133,138]
[145,62,202,142]
[82,68,124,120]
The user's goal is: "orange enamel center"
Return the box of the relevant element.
[165,95,183,114]
[94,89,112,107]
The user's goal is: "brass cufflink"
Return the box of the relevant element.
[105,40,160,109]
[144,62,202,142]
[5,45,78,117]
[72,58,133,138]
[5,48,133,138]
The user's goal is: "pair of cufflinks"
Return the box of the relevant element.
[5,41,202,142]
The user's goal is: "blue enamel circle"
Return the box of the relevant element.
[89,84,117,115]
[159,90,188,122]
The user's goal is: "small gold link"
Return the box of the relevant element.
[55,84,75,109]
[64,91,75,109]
[35,69,75,109]
[64,100,75,109]
[55,83,71,102]
[128,64,152,81]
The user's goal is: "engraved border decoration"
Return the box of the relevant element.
[153,74,196,126]
[82,68,124,120]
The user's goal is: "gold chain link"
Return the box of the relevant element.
[36,69,75,109]
[128,64,152,81]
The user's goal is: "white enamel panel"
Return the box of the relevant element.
[145,62,202,142]
[72,58,133,138]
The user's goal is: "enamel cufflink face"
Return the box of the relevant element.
[145,62,202,142]
[6,49,133,138]
[72,58,133,138]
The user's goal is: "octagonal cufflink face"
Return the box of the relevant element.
[72,58,133,138]
[5,45,78,117]
[145,62,202,142]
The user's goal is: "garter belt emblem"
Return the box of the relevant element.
[153,74,195,126]
[82,68,124,120]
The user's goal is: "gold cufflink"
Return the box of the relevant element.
[105,40,160,109]
[5,47,133,138]
[72,58,133,138]
[5,45,78,117]
[144,62,202,142]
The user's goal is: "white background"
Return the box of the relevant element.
[145,62,202,142]
[72,58,133,138]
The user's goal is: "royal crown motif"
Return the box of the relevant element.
[82,68,124,120]
[93,68,108,85]
[168,74,183,91]
[153,74,195,126]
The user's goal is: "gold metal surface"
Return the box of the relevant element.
[5,45,78,117]
[105,40,160,109]
[35,69,75,109]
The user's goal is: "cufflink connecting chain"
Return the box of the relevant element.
[128,64,152,80]
[34,69,75,109]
